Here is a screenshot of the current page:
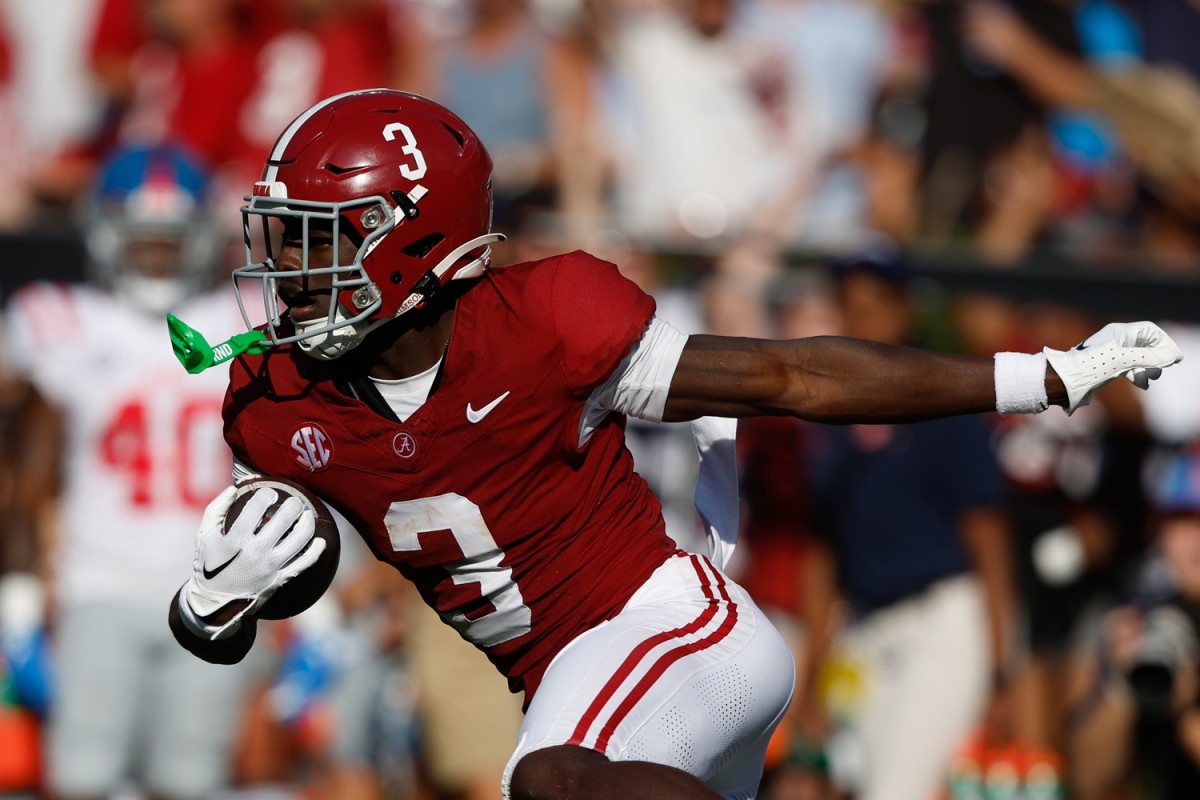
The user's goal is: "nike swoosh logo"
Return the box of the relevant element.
[466,391,511,423]
[202,551,241,580]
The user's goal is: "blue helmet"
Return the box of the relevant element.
[84,143,223,314]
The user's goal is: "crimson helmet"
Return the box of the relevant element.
[234,89,504,359]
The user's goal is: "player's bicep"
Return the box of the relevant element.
[663,335,803,422]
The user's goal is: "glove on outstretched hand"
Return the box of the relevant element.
[180,484,325,639]
[1044,321,1183,414]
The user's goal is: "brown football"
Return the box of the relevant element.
[224,476,341,620]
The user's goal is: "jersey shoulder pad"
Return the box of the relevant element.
[545,251,656,393]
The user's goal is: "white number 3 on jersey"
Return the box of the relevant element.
[385,493,532,648]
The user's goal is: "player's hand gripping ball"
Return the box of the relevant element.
[223,477,341,620]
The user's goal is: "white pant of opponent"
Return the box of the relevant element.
[502,552,796,800]
[829,575,990,800]
[49,601,255,799]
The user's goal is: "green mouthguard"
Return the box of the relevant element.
[167,313,269,374]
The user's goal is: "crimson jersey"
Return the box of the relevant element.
[223,252,678,697]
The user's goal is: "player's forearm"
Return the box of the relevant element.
[778,337,999,422]
[666,335,1066,423]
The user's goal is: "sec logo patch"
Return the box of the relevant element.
[291,423,333,471]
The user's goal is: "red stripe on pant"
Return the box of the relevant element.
[567,554,739,752]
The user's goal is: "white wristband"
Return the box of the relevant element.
[995,351,1049,415]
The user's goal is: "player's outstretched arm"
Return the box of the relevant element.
[662,322,1182,424]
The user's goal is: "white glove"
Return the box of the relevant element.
[180,484,325,639]
[1044,321,1183,414]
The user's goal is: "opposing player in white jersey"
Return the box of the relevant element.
[2,143,256,800]
[167,90,1184,800]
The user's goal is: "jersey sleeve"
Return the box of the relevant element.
[550,252,656,396]
[3,284,79,403]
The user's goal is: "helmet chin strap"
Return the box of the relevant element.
[297,232,507,361]
[444,233,508,281]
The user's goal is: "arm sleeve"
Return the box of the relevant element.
[579,316,741,570]
[3,284,69,391]
[3,298,34,380]
[578,314,688,445]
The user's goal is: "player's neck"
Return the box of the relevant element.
[364,306,456,381]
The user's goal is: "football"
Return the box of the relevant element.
[224,476,341,620]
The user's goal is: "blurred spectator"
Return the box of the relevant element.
[1139,322,1200,448]
[989,306,1155,757]
[221,0,405,211]
[533,0,616,249]
[600,0,780,246]
[230,550,421,800]
[735,0,892,250]
[425,0,559,234]
[0,0,105,219]
[795,250,1015,800]
[962,0,1200,245]
[406,594,522,800]
[919,0,1079,260]
[1067,445,1200,800]
[2,143,255,800]
[64,0,262,204]
[0,14,29,228]
[94,0,260,165]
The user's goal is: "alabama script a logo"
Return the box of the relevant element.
[291,423,333,471]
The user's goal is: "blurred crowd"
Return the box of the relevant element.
[0,0,1198,799]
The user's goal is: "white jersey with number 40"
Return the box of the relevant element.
[5,283,238,607]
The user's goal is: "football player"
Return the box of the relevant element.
[4,143,255,800]
[167,89,1183,800]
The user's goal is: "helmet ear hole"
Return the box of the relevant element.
[401,233,445,259]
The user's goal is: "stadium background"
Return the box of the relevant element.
[0,1,1199,799]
